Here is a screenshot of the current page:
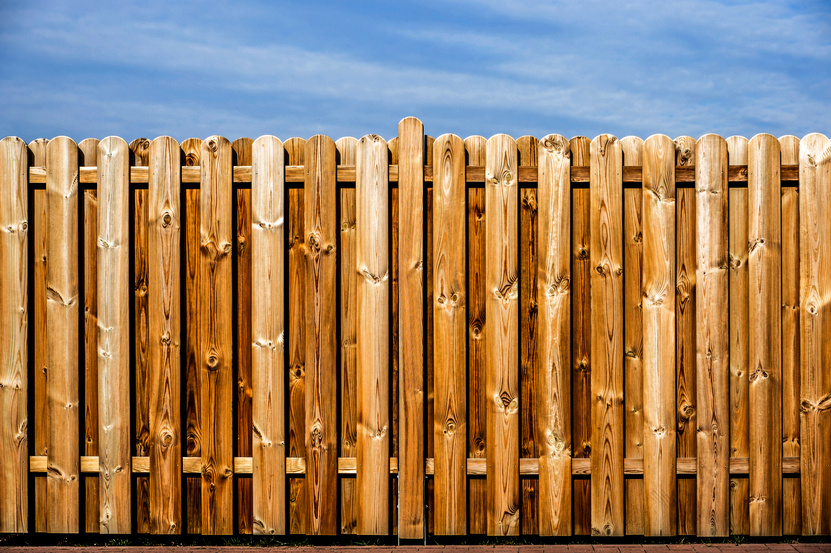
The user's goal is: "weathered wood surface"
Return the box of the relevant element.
[0,137,28,533]
[536,134,571,536]
[485,134,520,536]
[46,136,80,534]
[251,135,286,536]
[355,134,390,535]
[695,134,730,537]
[432,133,466,535]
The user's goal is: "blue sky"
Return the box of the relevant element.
[1,0,829,142]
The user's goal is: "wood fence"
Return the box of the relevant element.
[0,117,829,538]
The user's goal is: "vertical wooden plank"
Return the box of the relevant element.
[147,136,182,534]
[465,135,487,535]
[621,135,644,536]
[747,134,782,536]
[674,136,697,536]
[642,134,677,536]
[303,135,338,535]
[0,136,28,533]
[79,137,101,534]
[130,137,151,534]
[695,134,730,537]
[336,136,358,535]
[232,137,254,535]
[798,132,831,536]
[199,136,233,535]
[388,136,400,538]
[96,136,131,533]
[517,135,538,536]
[727,135,750,536]
[779,135,801,536]
[590,134,624,537]
[46,136,80,534]
[285,137,307,535]
[485,134,519,536]
[399,117,425,539]
[181,136,202,535]
[433,133,466,535]
[570,136,592,536]
[536,134,571,536]
[251,135,286,535]
[356,134,390,535]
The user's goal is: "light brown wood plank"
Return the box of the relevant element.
[536,134,571,536]
[695,134,730,537]
[779,135,801,536]
[621,135,644,536]
[0,137,28,533]
[147,136,182,534]
[199,136,234,535]
[433,133,466,535]
[798,132,831,536]
[96,137,131,533]
[251,135,286,535]
[590,134,624,537]
[389,136,400,538]
[303,135,338,535]
[642,134,677,536]
[46,136,80,534]
[356,134,390,535]
[336,136,358,535]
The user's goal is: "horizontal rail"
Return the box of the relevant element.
[28,455,800,476]
[26,164,800,186]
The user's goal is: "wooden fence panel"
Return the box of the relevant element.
[0,136,28,533]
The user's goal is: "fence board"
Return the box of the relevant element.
[798,132,831,536]
[536,134,571,536]
[147,136,182,534]
[251,135,286,535]
[590,134,624,537]
[433,133,466,535]
[96,136,131,533]
[485,134,520,536]
[336,136,358,535]
[46,136,80,533]
[642,135,677,536]
[695,134,730,537]
[779,135,801,536]
[355,134,390,535]
[621,135,644,536]
[0,136,28,533]
[303,135,338,535]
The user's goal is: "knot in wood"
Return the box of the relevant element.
[206,139,218,153]
[20,221,28,232]
[542,136,564,153]
[577,247,589,260]
[162,212,172,227]
[206,352,220,370]
[311,427,323,448]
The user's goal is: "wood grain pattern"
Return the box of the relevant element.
[0,136,28,533]
[46,136,80,534]
[356,134,390,535]
[251,135,286,535]
[674,136,697,536]
[570,136,592,536]
[536,134,571,536]
[433,133,466,535]
[485,134,519,536]
[147,136,182,534]
[695,134,730,537]
[465,134,488,535]
[303,135,338,535]
[199,136,234,535]
[388,136,400,538]
[336,136,359,535]
[642,134,677,536]
[798,132,831,536]
[621,135,644,536]
[778,135,801,536]
[96,137,131,533]
[398,117,426,539]
[589,135,624,537]
[727,135,750,536]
